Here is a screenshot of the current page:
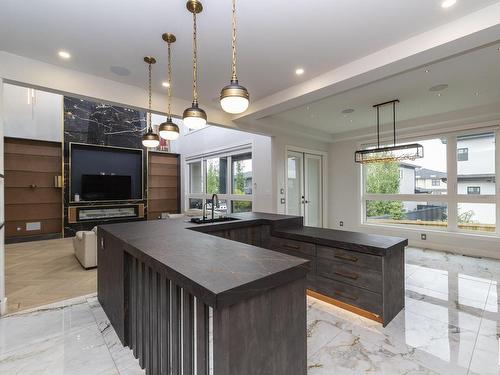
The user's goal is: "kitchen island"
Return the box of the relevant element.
[97,212,407,375]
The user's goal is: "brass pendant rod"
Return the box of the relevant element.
[167,41,172,118]
[192,11,198,102]
[231,0,237,81]
[148,61,153,131]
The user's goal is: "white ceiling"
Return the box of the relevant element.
[266,43,500,137]
[1,0,499,109]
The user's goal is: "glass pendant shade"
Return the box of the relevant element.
[183,101,207,130]
[142,131,160,148]
[220,80,249,114]
[354,143,424,164]
[159,117,180,140]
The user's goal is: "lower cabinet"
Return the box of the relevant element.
[209,227,404,326]
[267,235,404,327]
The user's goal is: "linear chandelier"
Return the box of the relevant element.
[354,100,424,164]
[159,33,180,141]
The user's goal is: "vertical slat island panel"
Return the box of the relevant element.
[98,216,309,375]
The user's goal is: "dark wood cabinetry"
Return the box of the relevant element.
[147,151,180,220]
[267,236,403,326]
[200,220,405,326]
[4,138,63,242]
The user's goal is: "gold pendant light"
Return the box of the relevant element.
[142,56,160,148]
[220,0,249,114]
[183,0,207,130]
[159,33,180,141]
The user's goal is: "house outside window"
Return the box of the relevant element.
[362,131,497,234]
[457,148,469,161]
[467,186,481,195]
[186,148,253,215]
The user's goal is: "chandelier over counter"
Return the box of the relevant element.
[142,56,160,148]
[354,100,424,164]
[183,0,207,130]
[159,33,180,141]
[219,0,249,114]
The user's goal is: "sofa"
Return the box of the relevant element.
[73,227,98,269]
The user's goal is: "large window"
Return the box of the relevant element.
[186,148,253,215]
[362,131,498,234]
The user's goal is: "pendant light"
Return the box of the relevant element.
[183,0,207,130]
[219,0,249,114]
[142,56,160,148]
[159,33,180,141]
[354,100,424,164]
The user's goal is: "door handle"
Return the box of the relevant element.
[334,254,359,262]
[333,290,358,301]
[334,271,359,280]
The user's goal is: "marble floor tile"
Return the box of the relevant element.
[2,247,500,374]
[0,323,118,375]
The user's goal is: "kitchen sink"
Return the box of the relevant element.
[189,216,240,224]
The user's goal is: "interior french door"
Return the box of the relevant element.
[286,150,323,227]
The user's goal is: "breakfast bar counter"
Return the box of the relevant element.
[97,212,407,375]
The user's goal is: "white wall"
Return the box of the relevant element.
[329,136,500,260]
[3,83,63,142]
[0,51,233,129]
[170,124,274,213]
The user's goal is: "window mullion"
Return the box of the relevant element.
[447,136,458,232]
[496,128,500,236]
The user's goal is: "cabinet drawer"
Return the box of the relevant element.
[316,246,382,272]
[316,258,382,293]
[269,236,315,257]
[311,275,383,316]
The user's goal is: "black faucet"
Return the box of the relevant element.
[211,193,219,221]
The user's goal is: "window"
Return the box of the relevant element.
[362,131,497,234]
[457,148,469,161]
[467,186,481,195]
[232,153,252,195]
[186,148,253,215]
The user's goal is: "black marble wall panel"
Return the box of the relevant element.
[64,97,148,236]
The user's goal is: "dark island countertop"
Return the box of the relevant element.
[99,212,407,307]
[99,212,308,308]
[272,226,408,256]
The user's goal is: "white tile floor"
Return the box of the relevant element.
[1,247,500,374]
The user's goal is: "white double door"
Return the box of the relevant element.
[286,150,323,227]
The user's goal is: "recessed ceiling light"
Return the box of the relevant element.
[441,0,456,8]
[162,81,170,88]
[295,68,305,76]
[429,84,448,92]
[424,69,430,73]
[58,50,71,59]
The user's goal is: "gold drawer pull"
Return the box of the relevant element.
[334,290,358,301]
[283,243,301,250]
[334,271,359,280]
[334,254,358,262]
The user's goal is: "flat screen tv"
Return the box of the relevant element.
[81,174,132,201]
